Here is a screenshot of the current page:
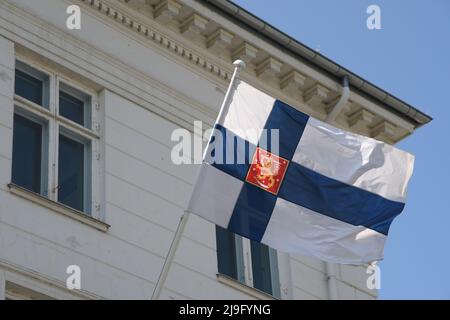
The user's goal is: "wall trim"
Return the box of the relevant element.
[0,259,103,300]
[8,184,110,232]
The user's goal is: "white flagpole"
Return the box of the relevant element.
[151,60,246,300]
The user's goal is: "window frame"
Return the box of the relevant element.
[15,60,51,109]
[58,80,92,129]
[57,126,92,214]
[12,106,50,197]
[241,236,281,298]
[216,226,282,299]
[12,58,102,220]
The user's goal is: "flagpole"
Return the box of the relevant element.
[151,60,246,300]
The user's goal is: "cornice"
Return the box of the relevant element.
[79,0,232,81]
[79,0,411,142]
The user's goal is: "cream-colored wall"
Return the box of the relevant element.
[0,0,377,299]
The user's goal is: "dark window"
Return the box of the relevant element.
[216,226,277,296]
[12,114,43,194]
[250,240,273,295]
[216,226,238,279]
[15,69,43,106]
[59,91,85,126]
[58,134,85,211]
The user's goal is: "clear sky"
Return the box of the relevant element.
[232,0,450,299]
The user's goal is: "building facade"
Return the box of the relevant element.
[0,0,430,300]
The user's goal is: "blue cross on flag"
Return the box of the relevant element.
[187,80,414,264]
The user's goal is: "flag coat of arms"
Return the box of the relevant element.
[187,80,414,264]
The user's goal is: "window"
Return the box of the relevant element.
[11,59,100,216]
[216,226,244,282]
[58,133,89,212]
[14,61,49,108]
[11,113,47,195]
[59,82,91,127]
[216,226,281,298]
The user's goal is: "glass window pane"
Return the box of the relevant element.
[58,134,85,211]
[15,69,43,106]
[250,241,273,295]
[12,114,43,194]
[59,91,85,126]
[215,226,238,279]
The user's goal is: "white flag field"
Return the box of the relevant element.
[187,80,414,264]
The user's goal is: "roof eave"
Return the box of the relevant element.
[201,0,433,127]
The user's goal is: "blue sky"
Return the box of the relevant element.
[232,0,450,299]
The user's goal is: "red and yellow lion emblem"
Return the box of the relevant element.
[246,148,289,195]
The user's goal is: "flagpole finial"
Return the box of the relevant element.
[233,59,246,69]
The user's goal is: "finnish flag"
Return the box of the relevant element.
[187,80,414,264]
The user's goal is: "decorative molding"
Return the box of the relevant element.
[280,70,306,95]
[207,28,234,54]
[348,108,376,129]
[326,96,353,115]
[123,0,147,10]
[180,13,208,40]
[79,0,230,82]
[370,120,397,142]
[231,42,258,65]
[153,0,181,24]
[0,258,103,300]
[256,57,283,80]
[77,0,412,143]
[303,84,329,109]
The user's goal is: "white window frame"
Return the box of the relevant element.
[14,60,50,109]
[12,57,102,220]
